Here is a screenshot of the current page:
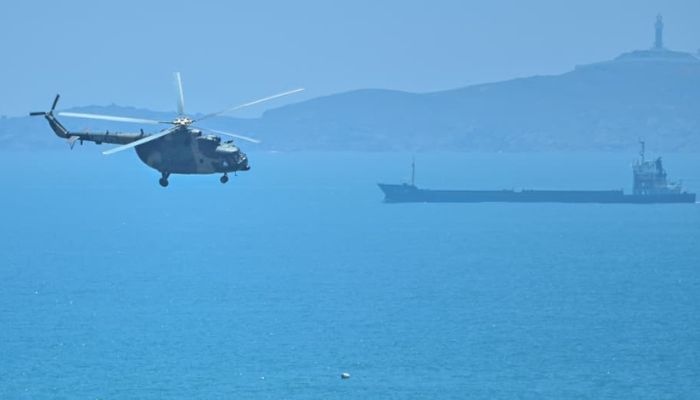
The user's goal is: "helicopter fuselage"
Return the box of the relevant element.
[134,127,249,175]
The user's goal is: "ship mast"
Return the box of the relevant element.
[411,156,416,186]
[639,140,645,162]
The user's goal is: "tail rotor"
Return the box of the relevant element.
[29,94,60,117]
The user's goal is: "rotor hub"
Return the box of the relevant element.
[173,117,193,126]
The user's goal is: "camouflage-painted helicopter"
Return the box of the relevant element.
[30,73,303,187]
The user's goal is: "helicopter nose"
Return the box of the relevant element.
[239,154,250,170]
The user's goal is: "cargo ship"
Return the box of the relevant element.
[378,143,696,204]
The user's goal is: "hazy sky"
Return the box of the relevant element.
[1,0,699,117]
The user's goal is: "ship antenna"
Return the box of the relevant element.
[411,156,416,186]
[639,140,645,162]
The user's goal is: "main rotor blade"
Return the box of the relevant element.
[195,88,304,122]
[59,112,168,125]
[102,126,179,155]
[174,72,185,115]
[200,127,261,144]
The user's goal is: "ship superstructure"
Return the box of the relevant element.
[633,141,684,195]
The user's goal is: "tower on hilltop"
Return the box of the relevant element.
[654,14,664,49]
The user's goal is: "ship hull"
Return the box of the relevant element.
[378,184,697,204]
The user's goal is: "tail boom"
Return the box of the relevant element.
[30,94,148,147]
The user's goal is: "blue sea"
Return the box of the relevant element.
[1,151,699,399]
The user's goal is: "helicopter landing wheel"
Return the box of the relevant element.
[220,174,229,184]
[159,172,170,187]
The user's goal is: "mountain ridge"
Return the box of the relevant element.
[3,49,700,152]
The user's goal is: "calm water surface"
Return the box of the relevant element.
[1,151,699,399]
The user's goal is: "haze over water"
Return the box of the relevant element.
[1,151,698,399]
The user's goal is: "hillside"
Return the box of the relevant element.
[3,48,700,152]
[252,49,700,152]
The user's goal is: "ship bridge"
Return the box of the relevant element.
[632,141,683,195]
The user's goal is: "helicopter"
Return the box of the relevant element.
[30,73,303,187]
